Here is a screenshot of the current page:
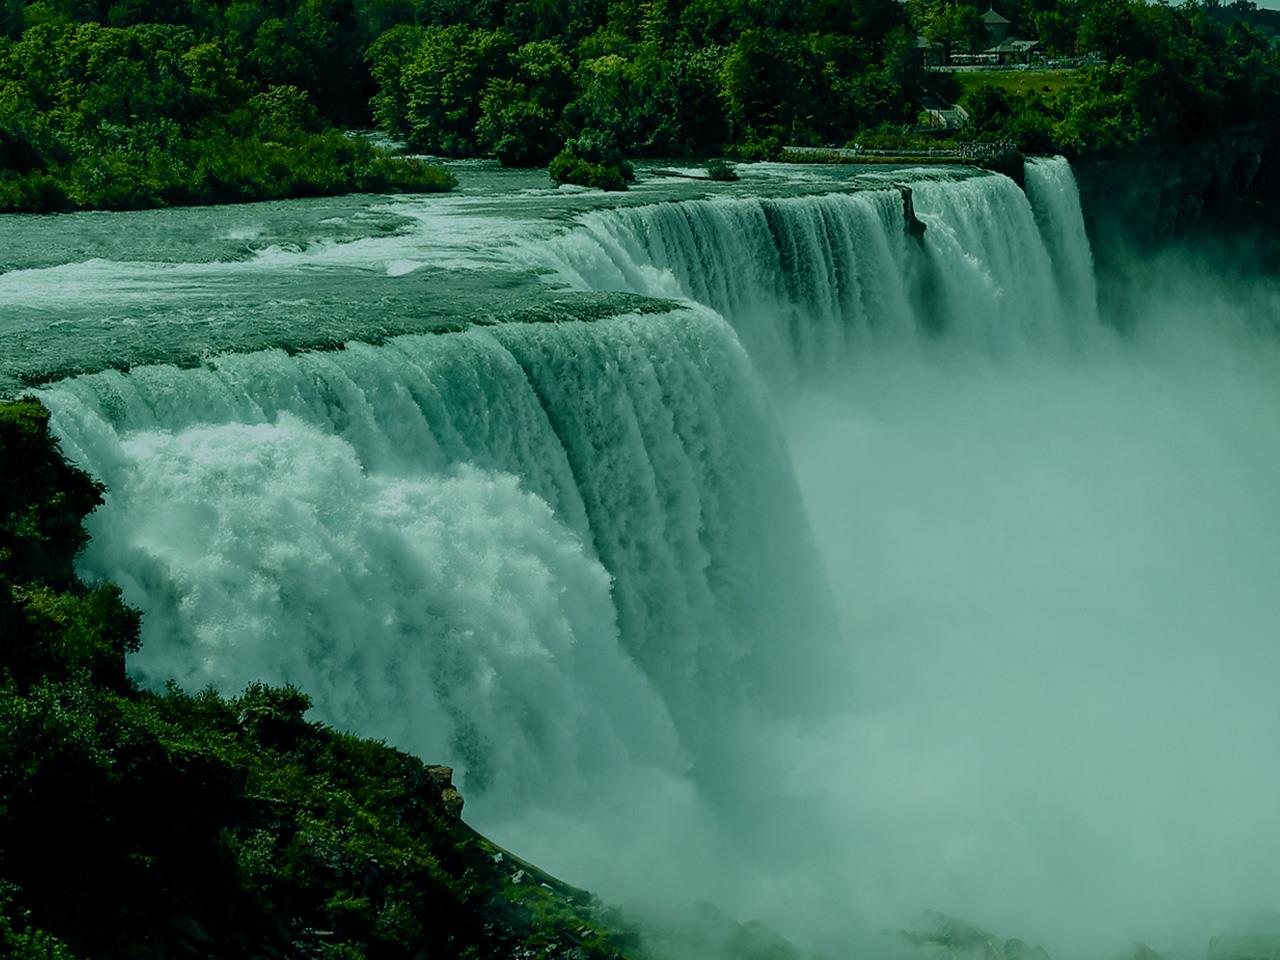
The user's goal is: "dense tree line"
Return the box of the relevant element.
[366,0,924,166]
[0,3,455,211]
[1,0,1278,202]
[948,0,1280,153]
[0,397,636,959]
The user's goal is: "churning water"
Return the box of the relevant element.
[13,157,1280,958]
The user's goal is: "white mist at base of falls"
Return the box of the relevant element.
[781,330,1280,956]
[35,159,1280,960]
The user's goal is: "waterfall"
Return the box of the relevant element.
[35,159,1101,808]
[518,190,916,381]
[1023,156,1100,326]
[34,157,1176,954]
[39,306,834,806]
[518,165,1094,382]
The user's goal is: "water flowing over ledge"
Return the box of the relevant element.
[517,162,1099,383]
[33,159,1279,959]
[33,158,1096,840]
[39,305,835,807]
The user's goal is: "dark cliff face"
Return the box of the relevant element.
[1073,127,1273,259]
[1071,128,1280,323]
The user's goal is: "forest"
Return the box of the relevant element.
[1,0,1279,204]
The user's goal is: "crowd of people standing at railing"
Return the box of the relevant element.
[789,141,1020,159]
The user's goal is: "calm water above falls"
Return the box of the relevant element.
[11,158,1280,958]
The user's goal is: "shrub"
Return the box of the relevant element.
[547,129,634,191]
[706,158,739,181]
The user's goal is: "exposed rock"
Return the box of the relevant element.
[1107,943,1166,960]
[425,763,465,818]
[897,184,928,242]
[1074,125,1273,257]
[903,911,1003,958]
[641,901,806,960]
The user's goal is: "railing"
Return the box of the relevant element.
[784,141,1018,161]
[926,56,1101,73]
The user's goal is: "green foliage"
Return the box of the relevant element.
[0,14,456,212]
[400,24,515,154]
[0,400,101,589]
[934,0,1280,156]
[707,157,739,181]
[719,28,826,142]
[364,0,921,159]
[548,129,635,191]
[4,0,1269,192]
[922,1,986,58]
[473,40,574,166]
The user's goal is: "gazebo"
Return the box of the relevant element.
[982,6,1012,43]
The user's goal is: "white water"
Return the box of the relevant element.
[1024,156,1099,327]
[36,159,1280,958]
[519,171,1096,384]
[41,308,834,806]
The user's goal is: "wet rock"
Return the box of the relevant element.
[896,184,928,241]
[425,764,464,818]
[644,901,806,960]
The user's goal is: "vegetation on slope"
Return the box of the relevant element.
[0,397,636,960]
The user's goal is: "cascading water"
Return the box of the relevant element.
[40,306,834,807]
[1023,156,1099,326]
[517,169,1095,385]
[29,158,1280,958]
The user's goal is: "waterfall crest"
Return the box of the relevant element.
[1023,156,1100,326]
[520,164,1099,381]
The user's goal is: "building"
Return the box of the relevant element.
[916,34,947,68]
[983,38,1041,64]
[982,6,1012,44]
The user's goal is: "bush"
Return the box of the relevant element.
[357,155,457,193]
[706,158,739,181]
[547,129,634,190]
[729,135,781,162]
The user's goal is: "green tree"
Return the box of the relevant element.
[401,24,515,154]
[720,28,807,140]
[923,1,987,59]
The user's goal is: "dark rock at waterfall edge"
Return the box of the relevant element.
[1073,126,1279,261]
[0,396,639,960]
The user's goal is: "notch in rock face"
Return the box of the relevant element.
[897,184,928,241]
[425,764,465,818]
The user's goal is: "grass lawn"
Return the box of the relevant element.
[951,69,1080,104]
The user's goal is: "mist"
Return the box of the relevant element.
[789,289,1280,955]
[480,210,1280,959]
